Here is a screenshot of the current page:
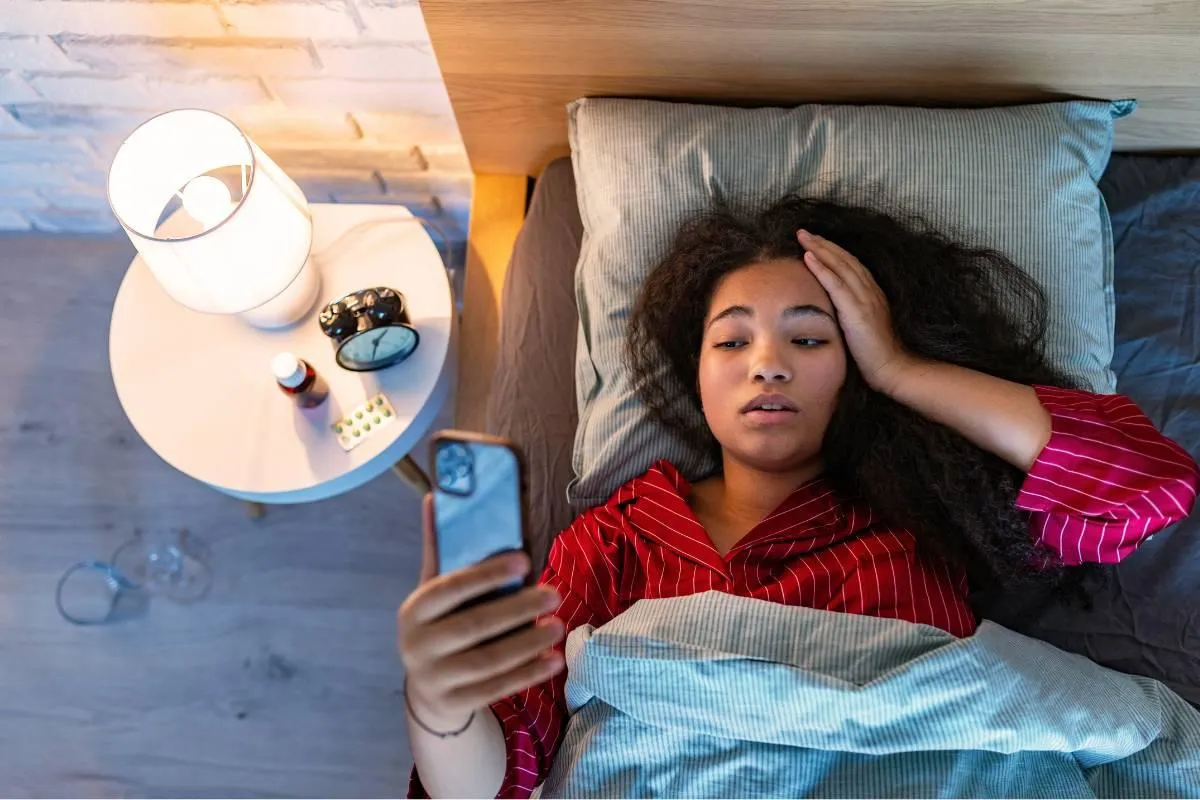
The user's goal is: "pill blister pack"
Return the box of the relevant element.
[332,394,396,451]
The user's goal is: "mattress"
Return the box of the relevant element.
[485,154,1200,705]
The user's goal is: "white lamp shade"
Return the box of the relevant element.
[107,109,313,316]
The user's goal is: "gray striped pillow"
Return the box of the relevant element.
[567,97,1133,507]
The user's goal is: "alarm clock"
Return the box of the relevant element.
[318,287,420,372]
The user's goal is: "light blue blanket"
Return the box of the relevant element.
[535,591,1200,798]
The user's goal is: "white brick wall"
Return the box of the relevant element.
[0,136,100,168]
[315,41,440,80]
[28,73,272,107]
[0,107,34,135]
[0,71,40,103]
[0,1,227,38]
[268,142,427,172]
[223,0,361,38]
[356,0,429,40]
[354,109,458,142]
[0,35,75,71]
[57,36,322,76]
[270,76,451,114]
[0,208,32,229]
[9,103,169,135]
[0,0,471,237]
[229,107,363,142]
[0,189,46,210]
[0,163,106,190]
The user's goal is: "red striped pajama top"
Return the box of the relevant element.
[409,385,1199,799]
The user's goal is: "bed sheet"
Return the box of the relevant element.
[976,155,1200,707]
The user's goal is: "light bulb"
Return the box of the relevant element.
[181,175,234,228]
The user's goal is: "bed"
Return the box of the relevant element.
[481,154,1200,715]
[421,0,1200,753]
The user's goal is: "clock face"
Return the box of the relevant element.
[336,324,419,371]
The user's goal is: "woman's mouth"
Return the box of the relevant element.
[743,408,798,424]
[740,393,799,424]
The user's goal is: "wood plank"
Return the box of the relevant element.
[0,232,432,796]
[453,174,528,432]
[422,0,1200,174]
[428,0,1200,35]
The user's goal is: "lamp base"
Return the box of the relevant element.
[238,257,322,329]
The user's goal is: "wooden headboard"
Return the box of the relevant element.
[424,0,1200,176]
[430,0,1200,426]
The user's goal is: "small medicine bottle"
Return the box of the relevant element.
[272,352,329,409]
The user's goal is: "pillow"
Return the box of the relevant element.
[568,96,1134,506]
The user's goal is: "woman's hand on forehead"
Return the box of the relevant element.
[797,229,915,394]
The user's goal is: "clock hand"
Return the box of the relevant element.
[371,330,386,360]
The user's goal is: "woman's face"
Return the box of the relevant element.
[698,258,847,472]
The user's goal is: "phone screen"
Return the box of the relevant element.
[431,437,525,599]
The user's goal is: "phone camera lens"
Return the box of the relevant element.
[436,443,474,495]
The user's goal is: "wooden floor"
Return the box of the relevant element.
[0,234,428,797]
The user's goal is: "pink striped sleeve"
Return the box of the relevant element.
[1017,385,1200,565]
[487,511,622,798]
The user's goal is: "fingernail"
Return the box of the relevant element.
[509,553,530,575]
[797,229,810,238]
[542,590,561,609]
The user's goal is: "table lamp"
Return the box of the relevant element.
[106,109,320,329]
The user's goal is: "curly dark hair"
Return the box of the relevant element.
[627,194,1110,619]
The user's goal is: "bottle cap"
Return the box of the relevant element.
[272,352,306,388]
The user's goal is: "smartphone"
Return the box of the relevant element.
[430,430,533,620]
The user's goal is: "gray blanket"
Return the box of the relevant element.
[538,591,1200,798]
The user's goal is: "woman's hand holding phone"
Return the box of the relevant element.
[398,496,567,731]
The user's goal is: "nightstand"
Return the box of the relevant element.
[109,203,455,507]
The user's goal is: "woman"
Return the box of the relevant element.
[399,196,1199,799]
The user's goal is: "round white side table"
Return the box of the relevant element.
[109,203,456,506]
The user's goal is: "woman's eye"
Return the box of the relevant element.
[714,340,746,349]
[793,338,826,347]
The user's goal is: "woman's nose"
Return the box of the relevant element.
[751,346,792,383]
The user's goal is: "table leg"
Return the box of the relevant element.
[392,455,432,494]
[244,501,266,519]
